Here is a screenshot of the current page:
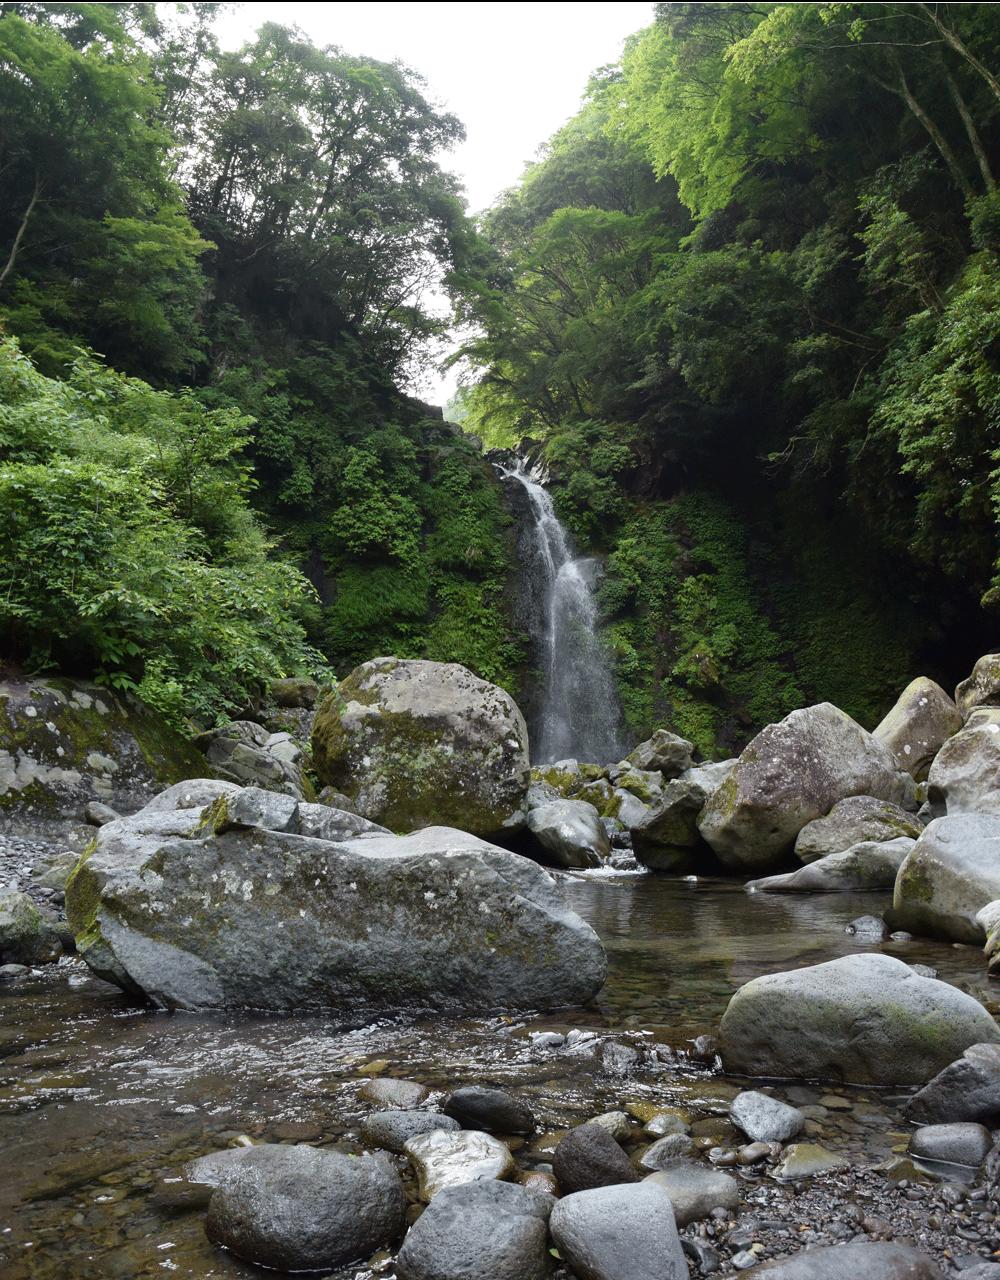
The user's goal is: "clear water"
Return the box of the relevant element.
[1,875,993,1279]
[497,459,624,764]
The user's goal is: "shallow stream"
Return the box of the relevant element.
[1,874,994,1278]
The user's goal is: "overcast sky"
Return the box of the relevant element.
[213,1,655,400]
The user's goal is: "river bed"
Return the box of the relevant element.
[1,873,996,1278]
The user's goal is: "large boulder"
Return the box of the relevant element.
[525,799,609,868]
[746,837,914,894]
[65,785,607,1012]
[627,730,694,779]
[718,953,1000,1085]
[0,678,204,836]
[698,704,905,871]
[549,1182,688,1280]
[630,761,736,872]
[873,677,962,779]
[0,890,61,965]
[312,659,529,836]
[956,653,1000,719]
[204,1144,405,1271]
[926,722,1000,817]
[794,796,923,865]
[890,815,1000,943]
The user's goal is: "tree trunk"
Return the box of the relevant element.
[918,3,1000,110]
[943,66,995,192]
[0,176,42,291]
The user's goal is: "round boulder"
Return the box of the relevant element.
[525,799,609,868]
[926,722,1000,817]
[719,953,1000,1085]
[794,795,922,864]
[205,1144,406,1271]
[891,814,1000,943]
[873,677,962,780]
[442,1086,534,1135]
[698,704,905,871]
[311,659,529,836]
[551,1122,638,1194]
[549,1182,688,1280]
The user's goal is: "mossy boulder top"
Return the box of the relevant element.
[719,953,1000,1085]
[697,702,907,872]
[311,658,530,836]
[65,781,606,1014]
[0,678,204,835]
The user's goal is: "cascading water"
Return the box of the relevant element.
[497,456,624,764]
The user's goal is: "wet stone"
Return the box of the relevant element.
[645,1162,741,1226]
[772,1143,850,1180]
[638,1133,695,1170]
[359,1077,430,1109]
[442,1085,535,1135]
[360,1110,461,1154]
[588,1110,632,1142]
[731,1091,805,1143]
[908,1123,993,1167]
[552,1122,638,1194]
[550,1181,688,1280]
[404,1128,516,1201]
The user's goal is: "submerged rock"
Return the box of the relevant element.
[0,677,205,836]
[698,703,904,871]
[549,1182,688,1280]
[719,953,1000,1085]
[205,1144,405,1271]
[525,799,609,868]
[311,658,529,836]
[874,677,962,780]
[794,795,922,864]
[65,787,607,1012]
[747,837,914,893]
[404,1128,515,1200]
[396,1180,552,1280]
[891,814,1000,943]
[749,1242,944,1278]
[906,1043,1000,1124]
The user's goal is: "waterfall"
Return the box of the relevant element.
[497,456,625,765]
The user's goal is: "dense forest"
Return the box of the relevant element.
[2,2,999,755]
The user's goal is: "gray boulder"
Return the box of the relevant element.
[956,653,1000,719]
[0,677,206,836]
[404,1128,515,1201]
[525,799,609,868]
[396,1180,552,1280]
[631,780,708,873]
[730,1091,804,1142]
[359,1078,430,1109]
[748,1243,944,1279]
[197,720,304,799]
[719,953,1000,1085]
[627,729,694,778]
[908,1122,992,1166]
[0,890,61,965]
[311,658,529,836]
[982,900,1000,979]
[891,814,1000,943]
[269,677,319,709]
[442,1086,534,1135]
[926,722,1000,817]
[906,1043,1000,1124]
[874,677,963,779]
[551,1123,638,1193]
[643,1163,740,1226]
[65,798,607,1013]
[360,1111,460,1154]
[698,704,904,871]
[205,1144,405,1271]
[549,1182,688,1280]
[747,837,914,893]
[795,796,922,864]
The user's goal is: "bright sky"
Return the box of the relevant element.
[213,1,655,402]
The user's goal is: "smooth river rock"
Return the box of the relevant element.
[525,799,609,868]
[360,1111,460,1153]
[66,791,607,1013]
[891,814,1000,943]
[698,703,905,871]
[442,1086,534,1135]
[794,795,922,864]
[644,1163,740,1225]
[730,1091,804,1142]
[906,1043,1000,1124]
[908,1122,993,1166]
[748,1242,945,1279]
[747,837,914,893]
[926,721,1000,817]
[549,1182,688,1280]
[719,953,1000,1085]
[205,1144,406,1271]
[404,1128,515,1200]
[396,1180,552,1280]
[874,677,963,779]
[311,658,529,836]
[551,1122,638,1193]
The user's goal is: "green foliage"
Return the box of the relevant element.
[0,338,323,725]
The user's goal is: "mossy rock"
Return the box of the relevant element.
[311,658,529,836]
[0,678,206,835]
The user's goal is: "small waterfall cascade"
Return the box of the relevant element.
[497,456,625,764]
